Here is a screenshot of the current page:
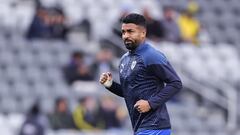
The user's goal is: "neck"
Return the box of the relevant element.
[129,40,145,53]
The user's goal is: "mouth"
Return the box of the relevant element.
[124,39,133,45]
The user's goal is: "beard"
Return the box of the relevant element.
[124,39,138,51]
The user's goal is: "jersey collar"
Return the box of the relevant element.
[129,41,148,55]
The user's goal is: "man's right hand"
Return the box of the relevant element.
[99,72,113,88]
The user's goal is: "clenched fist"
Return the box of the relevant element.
[134,100,151,113]
[99,72,113,88]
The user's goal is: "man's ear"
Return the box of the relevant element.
[143,30,146,37]
[141,30,146,38]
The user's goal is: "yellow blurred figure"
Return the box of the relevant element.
[178,10,200,45]
[187,0,199,14]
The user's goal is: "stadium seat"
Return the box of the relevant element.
[0,82,11,98]
[0,97,19,113]
[7,113,25,134]
[40,97,55,114]
[12,82,32,99]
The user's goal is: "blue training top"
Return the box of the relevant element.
[107,42,182,133]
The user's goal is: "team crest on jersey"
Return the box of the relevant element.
[120,64,124,73]
[131,60,137,70]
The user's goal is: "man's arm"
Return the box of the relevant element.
[147,63,183,110]
[99,72,124,97]
[106,81,124,97]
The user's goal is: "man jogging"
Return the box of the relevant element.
[99,13,182,135]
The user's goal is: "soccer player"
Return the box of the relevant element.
[99,13,182,135]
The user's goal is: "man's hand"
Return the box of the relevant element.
[99,72,113,88]
[134,100,151,113]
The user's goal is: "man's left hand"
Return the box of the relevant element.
[134,100,151,113]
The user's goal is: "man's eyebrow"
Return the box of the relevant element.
[122,29,134,31]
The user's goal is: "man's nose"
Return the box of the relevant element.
[122,33,129,39]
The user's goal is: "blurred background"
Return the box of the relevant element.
[0,0,240,135]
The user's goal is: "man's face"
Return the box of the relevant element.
[122,23,146,51]
[164,9,174,20]
[58,100,67,113]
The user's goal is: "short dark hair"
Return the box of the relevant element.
[163,6,174,12]
[72,51,84,59]
[122,13,146,28]
[55,97,66,106]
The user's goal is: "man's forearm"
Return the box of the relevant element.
[148,81,182,109]
[106,81,124,97]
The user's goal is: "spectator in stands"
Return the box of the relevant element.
[26,6,49,39]
[48,7,69,40]
[177,8,200,45]
[91,48,117,80]
[73,96,103,130]
[98,96,122,129]
[77,18,92,41]
[143,8,165,42]
[63,51,94,85]
[187,0,199,15]
[161,6,181,43]
[19,103,45,135]
[48,97,76,130]
[26,6,68,40]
